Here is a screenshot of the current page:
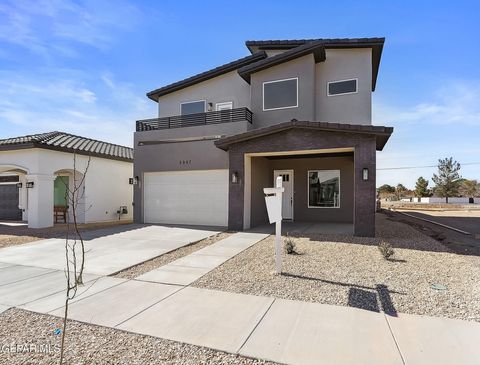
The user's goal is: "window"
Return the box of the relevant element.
[180,100,206,115]
[263,78,298,111]
[308,170,340,208]
[215,101,233,111]
[327,78,358,96]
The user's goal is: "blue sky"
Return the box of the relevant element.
[0,0,479,188]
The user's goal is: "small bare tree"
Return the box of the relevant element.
[59,152,91,365]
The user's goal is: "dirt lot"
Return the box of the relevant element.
[384,209,480,256]
[381,201,480,211]
[194,213,480,322]
[0,220,133,249]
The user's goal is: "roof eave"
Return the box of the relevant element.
[214,121,393,151]
[244,38,385,91]
[238,43,326,83]
[146,51,268,101]
[0,142,133,162]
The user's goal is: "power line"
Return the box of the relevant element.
[377,162,480,171]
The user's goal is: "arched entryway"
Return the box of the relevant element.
[53,169,86,225]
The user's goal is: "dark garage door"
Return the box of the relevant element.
[0,185,22,220]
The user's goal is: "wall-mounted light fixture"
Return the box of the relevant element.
[26,181,34,188]
[362,168,369,181]
[231,171,239,184]
[16,182,23,188]
[129,176,140,185]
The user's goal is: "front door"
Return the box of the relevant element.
[273,170,294,220]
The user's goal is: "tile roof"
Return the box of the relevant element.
[238,41,326,83]
[245,37,385,91]
[145,37,385,100]
[244,37,385,50]
[146,51,267,101]
[215,120,393,151]
[0,131,133,161]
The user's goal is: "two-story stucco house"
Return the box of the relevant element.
[133,37,393,236]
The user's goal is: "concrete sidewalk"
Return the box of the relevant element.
[3,229,480,364]
[136,232,269,285]
[28,282,479,365]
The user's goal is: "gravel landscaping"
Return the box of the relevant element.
[0,308,275,365]
[113,232,233,279]
[193,213,480,322]
[0,220,133,249]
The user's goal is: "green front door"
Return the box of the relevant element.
[54,176,69,207]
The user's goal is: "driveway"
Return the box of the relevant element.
[0,224,220,310]
[0,224,220,276]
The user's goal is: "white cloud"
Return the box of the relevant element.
[0,0,141,57]
[0,71,155,146]
[373,81,480,126]
[373,80,480,188]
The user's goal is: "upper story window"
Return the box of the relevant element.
[263,78,298,111]
[181,100,206,115]
[327,78,358,96]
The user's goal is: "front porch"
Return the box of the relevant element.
[246,150,355,231]
[214,120,393,237]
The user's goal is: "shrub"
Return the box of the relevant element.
[284,234,298,255]
[378,240,395,260]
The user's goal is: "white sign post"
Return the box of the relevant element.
[264,176,284,274]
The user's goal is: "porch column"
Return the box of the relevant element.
[354,140,376,237]
[228,150,245,231]
[26,174,55,228]
[18,175,28,221]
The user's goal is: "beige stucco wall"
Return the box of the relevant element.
[250,54,316,128]
[316,48,372,124]
[157,70,251,117]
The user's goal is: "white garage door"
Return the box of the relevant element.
[144,170,229,226]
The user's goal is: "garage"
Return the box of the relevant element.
[143,170,229,226]
[0,184,22,220]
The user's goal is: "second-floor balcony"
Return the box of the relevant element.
[136,107,253,132]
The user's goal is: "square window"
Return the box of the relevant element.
[308,170,340,208]
[263,78,298,111]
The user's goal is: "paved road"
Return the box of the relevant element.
[387,210,480,255]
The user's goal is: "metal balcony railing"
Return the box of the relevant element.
[136,107,253,131]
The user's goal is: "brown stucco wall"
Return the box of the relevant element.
[250,156,270,227]
[266,155,353,224]
[227,127,377,236]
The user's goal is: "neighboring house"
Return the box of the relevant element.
[134,38,393,236]
[0,131,133,228]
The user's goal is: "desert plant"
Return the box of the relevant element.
[378,240,395,260]
[284,234,298,255]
